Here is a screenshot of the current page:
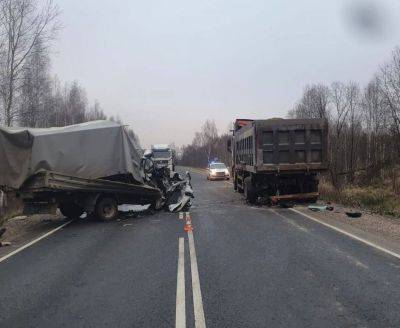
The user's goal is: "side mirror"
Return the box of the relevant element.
[227,139,232,153]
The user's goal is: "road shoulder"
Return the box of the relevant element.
[292,205,400,258]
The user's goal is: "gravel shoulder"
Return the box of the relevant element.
[295,202,400,249]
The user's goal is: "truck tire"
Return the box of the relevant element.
[95,197,118,221]
[59,203,84,220]
[244,177,257,204]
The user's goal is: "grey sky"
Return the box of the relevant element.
[52,0,400,147]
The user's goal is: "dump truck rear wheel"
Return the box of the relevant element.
[244,177,256,204]
[59,203,84,220]
[95,197,118,221]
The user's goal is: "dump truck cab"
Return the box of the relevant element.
[229,118,328,203]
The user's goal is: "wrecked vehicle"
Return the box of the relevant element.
[228,118,328,204]
[141,152,193,212]
[0,121,162,221]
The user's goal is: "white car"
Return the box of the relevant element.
[207,162,230,180]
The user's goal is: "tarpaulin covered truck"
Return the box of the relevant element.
[0,121,161,221]
[228,118,328,204]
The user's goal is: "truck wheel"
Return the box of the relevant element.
[95,197,118,221]
[59,203,84,220]
[244,177,257,204]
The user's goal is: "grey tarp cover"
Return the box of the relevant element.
[0,120,143,189]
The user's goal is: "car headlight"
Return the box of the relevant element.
[224,169,229,175]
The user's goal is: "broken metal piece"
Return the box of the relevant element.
[308,205,334,212]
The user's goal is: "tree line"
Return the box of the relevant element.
[0,0,138,143]
[179,119,231,168]
[289,47,400,193]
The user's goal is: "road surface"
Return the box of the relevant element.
[1,168,400,327]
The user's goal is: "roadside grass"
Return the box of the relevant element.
[319,180,400,218]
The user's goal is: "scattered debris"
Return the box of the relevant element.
[0,241,11,247]
[0,227,5,238]
[346,211,362,218]
[123,223,133,227]
[308,204,334,212]
[142,154,194,212]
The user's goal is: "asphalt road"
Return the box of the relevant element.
[1,168,400,327]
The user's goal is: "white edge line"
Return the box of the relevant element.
[0,220,73,263]
[176,237,186,328]
[188,231,206,328]
[290,208,400,260]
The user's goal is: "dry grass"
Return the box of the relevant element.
[319,179,400,218]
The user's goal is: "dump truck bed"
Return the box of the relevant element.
[234,118,328,174]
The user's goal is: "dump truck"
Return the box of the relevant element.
[228,118,328,204]
[0,121,162,221]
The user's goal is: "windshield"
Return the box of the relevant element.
[210,163,226,169]
[153,150,171,159]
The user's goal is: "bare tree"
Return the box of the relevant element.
[18,37,51,127]
[289,84,330,120]
[86,100,107,121]
[378,48,400,155]
[0,0,60,126]
[200,119,218,162]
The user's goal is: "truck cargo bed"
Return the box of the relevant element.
[21,171,161,200]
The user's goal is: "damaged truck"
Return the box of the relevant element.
[0,121,163,221]
[228,118,328,204]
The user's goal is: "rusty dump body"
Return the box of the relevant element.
[230,118,328,203]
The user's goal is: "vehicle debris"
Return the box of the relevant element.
[0,241,11,247]
[141,152,194,212]
[308,204,334,212]
[346,211,362,218]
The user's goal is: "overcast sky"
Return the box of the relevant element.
[52,0,400,147]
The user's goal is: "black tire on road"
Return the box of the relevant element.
[95,197,118,221]
[59,203,84,220]
[244,177,257,204]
